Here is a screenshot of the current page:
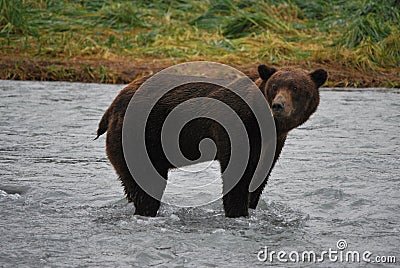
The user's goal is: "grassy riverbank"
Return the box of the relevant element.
[1,0,399,87]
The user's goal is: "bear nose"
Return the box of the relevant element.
[272,102,284,113]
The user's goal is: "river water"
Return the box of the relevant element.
[0,80,399,267]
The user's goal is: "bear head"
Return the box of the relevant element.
[257,65,327,133]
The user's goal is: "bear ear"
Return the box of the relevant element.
[310,69,328,88]
[258,65,277,81]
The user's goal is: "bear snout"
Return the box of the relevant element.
[272,101,284,114]
[271,88,294,118]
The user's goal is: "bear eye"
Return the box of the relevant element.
[271,85,277,91]
[292,86,298,92]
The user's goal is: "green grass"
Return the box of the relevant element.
[1,0,399,72]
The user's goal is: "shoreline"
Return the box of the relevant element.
[1,56,399,88]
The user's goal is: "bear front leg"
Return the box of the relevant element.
[249,135,286,209]
[248,180,267,209]
[220,157,251,218]
[222,179,250,218]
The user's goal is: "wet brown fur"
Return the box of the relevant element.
[97,65,327,217]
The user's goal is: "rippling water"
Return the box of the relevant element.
[0,81,399,267]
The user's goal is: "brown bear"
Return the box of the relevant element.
[96,65,327,218]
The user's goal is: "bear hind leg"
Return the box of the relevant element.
[126,185,162,217]
[121,169,168,217]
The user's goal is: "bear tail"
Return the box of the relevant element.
[94,108,109,140]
